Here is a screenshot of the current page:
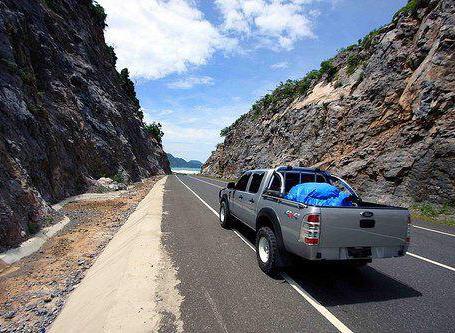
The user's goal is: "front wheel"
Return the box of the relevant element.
[255,227,281,276]
[219,201,232,229]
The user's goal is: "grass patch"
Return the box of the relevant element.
[393,0,427,20]
[359,28,381,49]
[411,202,455,227]
[27,221,40,235]
[113,171,125,184]
[94,185,109,193]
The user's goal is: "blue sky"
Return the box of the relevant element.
[98,0,407,162]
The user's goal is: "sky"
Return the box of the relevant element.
[98,0,407,162]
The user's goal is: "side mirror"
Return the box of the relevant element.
[227,182,235,189]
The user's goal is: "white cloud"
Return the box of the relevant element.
[167,76,214,89]
[215,0,315,50]
[98,0,237,79]
[271,61,289,69]
[308,9,321,17]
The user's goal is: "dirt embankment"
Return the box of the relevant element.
[0,176,163,332]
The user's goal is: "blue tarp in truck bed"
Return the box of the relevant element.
[285,183,353,207]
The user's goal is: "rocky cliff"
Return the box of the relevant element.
[0,0,170,249]
[203,0,455,206]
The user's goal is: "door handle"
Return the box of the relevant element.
[239,195,243,199]
[249,199,255,203]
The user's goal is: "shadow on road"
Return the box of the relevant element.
[232,222,422,307]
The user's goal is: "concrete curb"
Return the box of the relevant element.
[50,176,168,332]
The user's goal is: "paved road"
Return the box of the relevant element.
[162,175,455,332]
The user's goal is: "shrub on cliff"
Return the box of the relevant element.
[144,122,164,143]
[319,60,337,81]
[107,45,117,65]
[119,68,141,115]
[91,1,107,28]
[220,127,230,136]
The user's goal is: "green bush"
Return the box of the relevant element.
[393,0,426,20]
[113,171,125,184]
[90,1,107,28]
[337,44,357,53]
[346,54,362,75]
[27,221,40,235]
[220,127,230,136]
[319,60,337,81]
[119,68,141,112]
[107,45,117,65]
[19,68,36,85]
[359,28,381,49]
[144,122,164,143]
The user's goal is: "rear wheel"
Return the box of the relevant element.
[219,201,232,229]
[256,227,281,276]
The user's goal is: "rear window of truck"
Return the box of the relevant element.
[268,172,328,193]
[249,173,265,193]
[235,173,250,191]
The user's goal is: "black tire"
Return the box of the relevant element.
[255,227,282,276]
[219,200,232,229]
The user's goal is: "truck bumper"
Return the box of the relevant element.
[301,245,408,261]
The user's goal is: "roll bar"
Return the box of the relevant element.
[264,167,360,200]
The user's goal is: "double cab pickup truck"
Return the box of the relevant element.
[218,166,411,275]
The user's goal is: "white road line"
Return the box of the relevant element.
[182,175,455,273]
[282,273,353,333]
[407,252,455,272]
[175,175,353,333]
[176,176,219,216]
[233,230,255,251]
[187,176,224,189]
[412,225,455,237]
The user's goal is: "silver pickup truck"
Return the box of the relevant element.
[218,166,411,275]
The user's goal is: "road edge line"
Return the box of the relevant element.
[407,252,455,272]
[187,176,224,189]
[175,175,354,333]
[412,225,455,237]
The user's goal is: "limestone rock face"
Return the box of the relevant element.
[0,0,170,249]
[203,0,454,206]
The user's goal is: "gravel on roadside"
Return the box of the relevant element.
[0,176,163,332]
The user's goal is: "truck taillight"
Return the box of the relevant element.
[406,215,411,243]
[300,214,321,245]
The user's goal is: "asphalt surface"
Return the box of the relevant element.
[162,174,455,333]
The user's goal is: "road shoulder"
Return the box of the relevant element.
[50,176,182,332]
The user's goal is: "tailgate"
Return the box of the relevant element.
[319,207,409,247]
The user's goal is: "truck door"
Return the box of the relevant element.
[230,173,251,220]
[242,172,265,228]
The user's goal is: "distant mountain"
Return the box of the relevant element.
[167,153,203,169]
